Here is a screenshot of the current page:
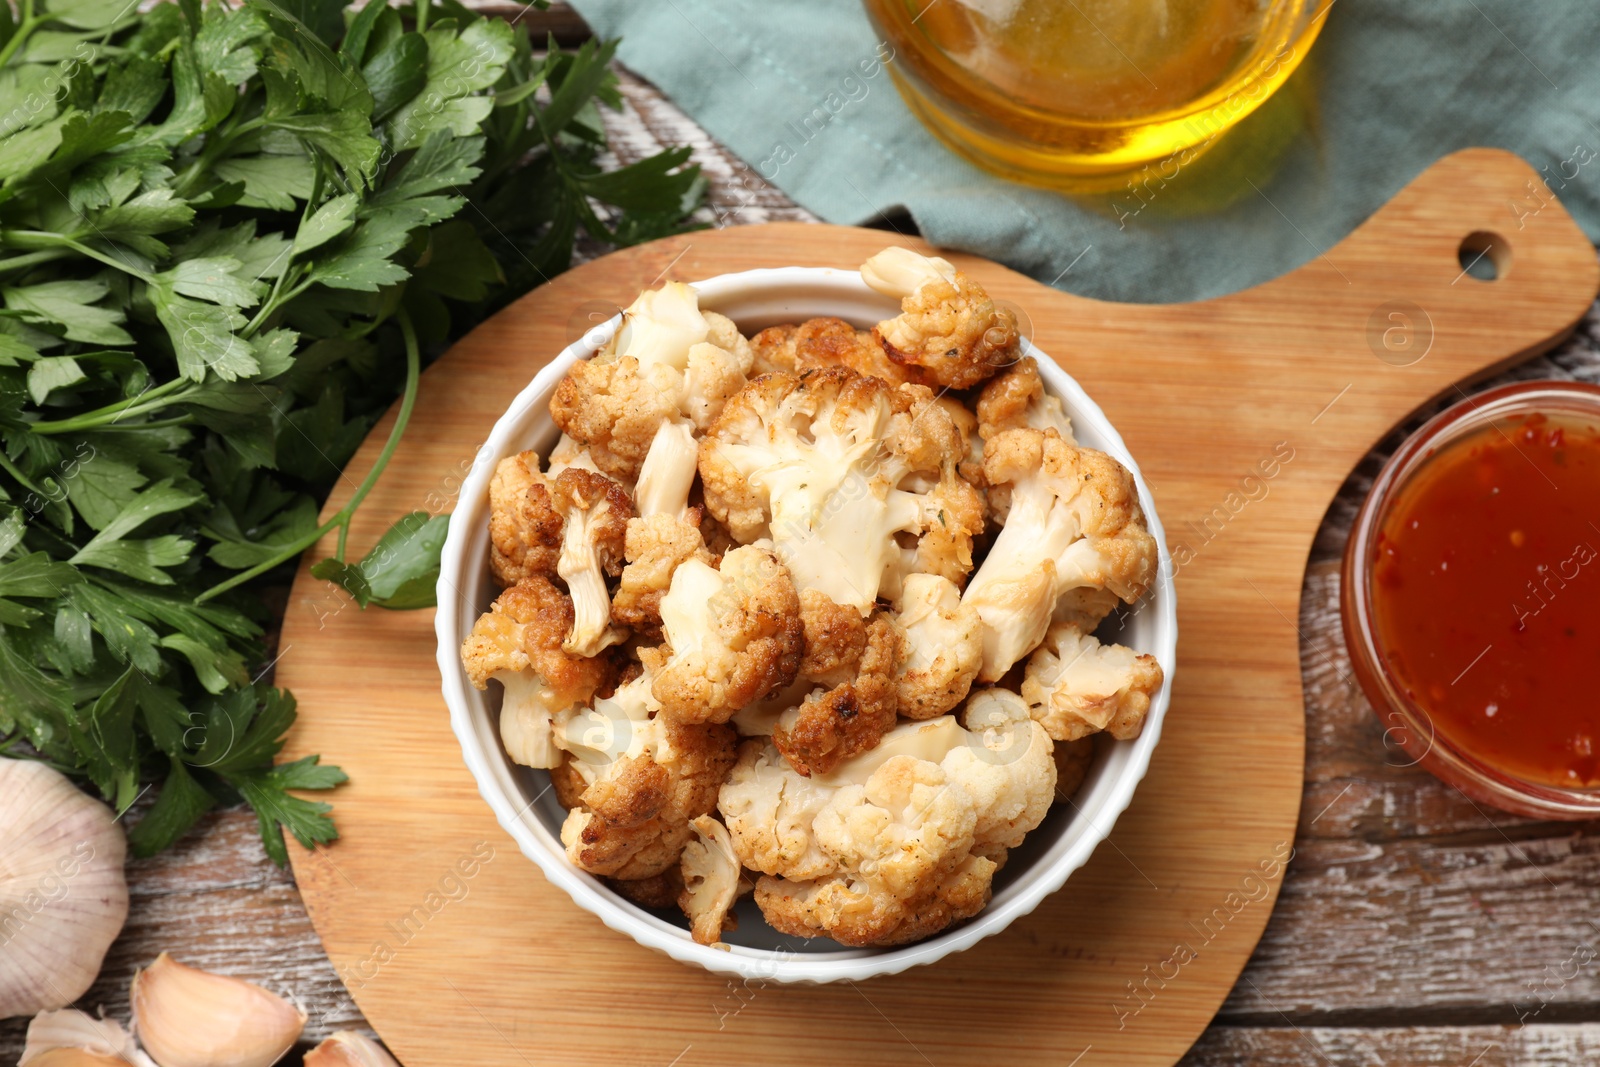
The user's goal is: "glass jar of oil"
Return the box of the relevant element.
[863,0,1328,186]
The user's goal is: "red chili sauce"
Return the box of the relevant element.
[1371,413,1600,788]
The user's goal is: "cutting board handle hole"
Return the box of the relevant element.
[1458,231,1509,282]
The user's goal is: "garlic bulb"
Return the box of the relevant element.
[19,1009,156,1066]
[304,1032,401,1067]
[0,761,129,1019]
[130,954,305,1067]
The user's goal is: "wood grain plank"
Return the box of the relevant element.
[1181,1024,1600,1065]
[1224,828,1600,1019]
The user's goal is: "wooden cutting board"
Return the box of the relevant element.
[279,148,1597,1067]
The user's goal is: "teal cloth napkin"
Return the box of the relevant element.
[568,0,1600,304]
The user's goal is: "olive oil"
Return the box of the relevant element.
[864,0,1326,184]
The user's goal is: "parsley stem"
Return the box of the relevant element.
[0,1,39,69]
[196,308,422,604]
[93,415,195,431]
[415,0,430,34]
[6,233,155,282]
[172,116,266,199]
[242,272,310,337]
[0,249,69,274]
[32,377,193,435]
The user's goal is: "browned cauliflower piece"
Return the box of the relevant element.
[611,512,711,636]
[639,545,804,724]
[750,317,910,383]
[945,689,1058,852]
[632,420,699,521]
[459,578,611,768]
[678,814,747,945]
[796,588,869,686]
[754,853,996,948]
[485,449,634,656]
[611,421,713,636]
[938,395,986,489]
[697,509,740,557]
[718,739,839,881]
[861,247,1019,390]
[548,432,616,481]
[608,868,683,909]
[487,450,563,588]
[962,428,1159,682]
[551,468,633,657]
[884,464,986,597]
[550,282,753,480]
[1021,622,1164,741]
[975,356,1075,443]
[772,613,900,777]
[559,672,738,879]
[699,367,979,612]
[890,573,982,720]
[1053,586,1125,632]
[719,701,1054,947]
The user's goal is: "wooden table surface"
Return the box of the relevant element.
[7,10,1600,1065]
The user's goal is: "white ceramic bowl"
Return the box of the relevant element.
[436,266,1178,983]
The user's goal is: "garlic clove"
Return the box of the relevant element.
[0,761,129,1020]
[304,1031,401,1067]
[130,954,306,1067]
[20,1009,155,1067]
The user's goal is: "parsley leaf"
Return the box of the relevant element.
[0,0,702,864]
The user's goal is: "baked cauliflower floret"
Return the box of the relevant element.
[750,317,910,383]
[611,513,711,635]
[975,356,1075,443]
[640,546,804,724]
[720,709,1054,946]
[938,395,986,488]
[487,450,563,587]
[699,367,977,613]
[1021,622,1164,741]
[548,433,614,481]
[861,247,1019,391]
[559,672,738,879]
[551,468,633,657]
[612,421,712,635]
[891,573,982,720]
[486,451,634,656]
[754,851,996,948]
[460,577,611,768]
[812,755,976,898]
[945,689,1057,853]
[608,868,683,909]
[632,421,699,521]
[772,612,900,777]
[1053,585,1125,632]
[797,589,868,687]
[550,282,753,479]
[883,465,986,597]
[962,428,1158,681]
[678,814,745,945]
[719,739,839,881]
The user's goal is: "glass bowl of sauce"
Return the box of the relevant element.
[1343,381,1600,818]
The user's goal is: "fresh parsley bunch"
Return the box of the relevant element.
[0,0,702,862]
